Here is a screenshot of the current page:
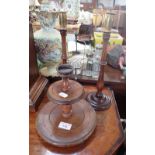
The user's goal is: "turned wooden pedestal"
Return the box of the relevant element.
[35,64,96,147]
[30,86,124,155]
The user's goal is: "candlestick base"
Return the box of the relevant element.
[36,99,96,147]
[87,92,111,111]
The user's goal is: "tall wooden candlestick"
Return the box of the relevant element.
[87,31,111,110]
[96,31,110,97]
[87,12,115,111]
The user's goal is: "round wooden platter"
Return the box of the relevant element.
[36,99,96,147]
[47,80,84,104]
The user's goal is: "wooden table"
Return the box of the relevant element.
[30,85,125,155]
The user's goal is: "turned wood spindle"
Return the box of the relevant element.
[60,29,67,64]
[57,64,73,118]
[62,77,69,92]
[61,104,72,118]
[59,11,67,64]
[96,31,110,97]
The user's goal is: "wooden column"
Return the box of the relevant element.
[60,29,67,64]
[96,31,110,97]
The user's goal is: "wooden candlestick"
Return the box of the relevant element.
[86,12,116,111]
[96,31,110,95]
[87,31,111,110]
[60,29,67,64]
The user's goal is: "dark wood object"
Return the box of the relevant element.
[36,99,96,147]
[36,64,96,147]
[47,64,84,105]
[87,31,111,110]
[29,23,48,112]
[30,86,125,155]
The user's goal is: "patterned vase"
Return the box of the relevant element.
[34,4,61,76]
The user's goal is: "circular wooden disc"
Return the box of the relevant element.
[47,80,84,104]
[87,92,111,111]
[36,100,96,147]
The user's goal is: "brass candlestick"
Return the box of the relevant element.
[87,12,115,111]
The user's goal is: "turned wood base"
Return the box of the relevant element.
[87,91,111,111]
[36,99,96,147]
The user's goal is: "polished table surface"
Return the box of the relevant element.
[30,85,125,155]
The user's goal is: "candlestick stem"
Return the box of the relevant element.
[60,29,67,64]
